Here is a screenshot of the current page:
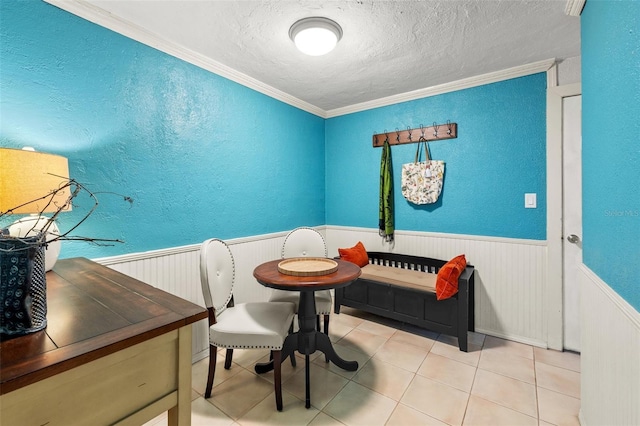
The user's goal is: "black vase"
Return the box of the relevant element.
[0,235,47,337]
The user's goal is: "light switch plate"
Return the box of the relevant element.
[525,193,537,208]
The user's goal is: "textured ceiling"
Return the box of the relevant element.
[82,0,580,112]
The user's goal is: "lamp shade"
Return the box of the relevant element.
[0,148,71,214]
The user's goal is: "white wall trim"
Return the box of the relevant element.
[474,327,547,349]
[565,0,586,16]
[43,0,326,118]
[325,225,547,246]
[93,229,292,266]
[546,81,581,350]
[325,59,556,118]
[581,264,640,329]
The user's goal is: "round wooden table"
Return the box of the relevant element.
[253,258,361,408]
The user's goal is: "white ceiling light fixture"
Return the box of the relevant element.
[289,17,343,56]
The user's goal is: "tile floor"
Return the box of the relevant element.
[145,308,581,426]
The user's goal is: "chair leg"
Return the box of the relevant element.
[288,321,296,367]
[273,350,283,411]
[205,345,217,398]
[316,315,321,332]
[224,348,233,369]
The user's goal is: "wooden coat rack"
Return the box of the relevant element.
[373,122,457,147]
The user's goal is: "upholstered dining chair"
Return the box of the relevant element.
[268,227,333,337]
[199,238,295,411]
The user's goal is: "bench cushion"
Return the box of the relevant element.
[360,264,437,293]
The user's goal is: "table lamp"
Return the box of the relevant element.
[0,147,71,271]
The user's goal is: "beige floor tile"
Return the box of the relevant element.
[356,319,397,338]
[328,320,355,343]
[482,336,534,360]
[430,340,482,367]
[534,347,581,373]
[230,348,273,368]
[352,358,415,401]
[312,343,372,379]
[283,362,349,409]
[537,387,581,426]
[463,395,537,426]
[373,339,429,373]
[192,357,245,395]
[535,362,580,399]
[308,412,346,426]
[185,311,583,426]
[401,375,469,425]
[237,390,318,425]
[191,397,235,426]
[335,328,388,356]
[207,370,275,420]
[332,310,365,328]
[389,329,437,350]
[468,331,486,347]
[401,323,441,341]
[386,403,448,426]
[251,352,304,384]
[417,352,477,392]
[471,369,537,418]
[323,381,397,426]
[479,350,535,384]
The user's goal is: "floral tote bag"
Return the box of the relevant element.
[401,141,445,205]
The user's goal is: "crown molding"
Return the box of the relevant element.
[325,58,556,118]
[43,0,327,118]
[43,0,556,120]
[565,0,586,16]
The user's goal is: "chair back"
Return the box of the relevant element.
[281,227,327,258]
[199,238,234,315]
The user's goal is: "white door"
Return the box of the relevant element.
[562,94,582,352]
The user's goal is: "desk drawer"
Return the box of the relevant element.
[1,331,179,425]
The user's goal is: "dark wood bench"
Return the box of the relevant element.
[334,252,475,351]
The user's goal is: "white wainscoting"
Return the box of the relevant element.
[325,226,548,347]
[93,226,549,360]
[94,231,293,362]
[579,265,640,426]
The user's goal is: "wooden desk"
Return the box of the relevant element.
[253,259,361,408]
[0,257,207,426]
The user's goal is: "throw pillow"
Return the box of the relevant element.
[436,254,467,300]
[338,241,369,267]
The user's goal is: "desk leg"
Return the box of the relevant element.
[168,326,192,426]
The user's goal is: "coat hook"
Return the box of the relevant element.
[395,128,401,143]
[407,126,413,141]
[433,121,439,138]
[446,120,452,135]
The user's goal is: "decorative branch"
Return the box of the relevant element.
[0,178,133,253]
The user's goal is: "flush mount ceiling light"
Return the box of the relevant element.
[289,17,343,56]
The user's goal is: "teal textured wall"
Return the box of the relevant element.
[582,0,640,310]
[325,75,547,239]
[0,1,326,258]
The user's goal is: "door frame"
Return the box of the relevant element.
[546,76,582,350]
